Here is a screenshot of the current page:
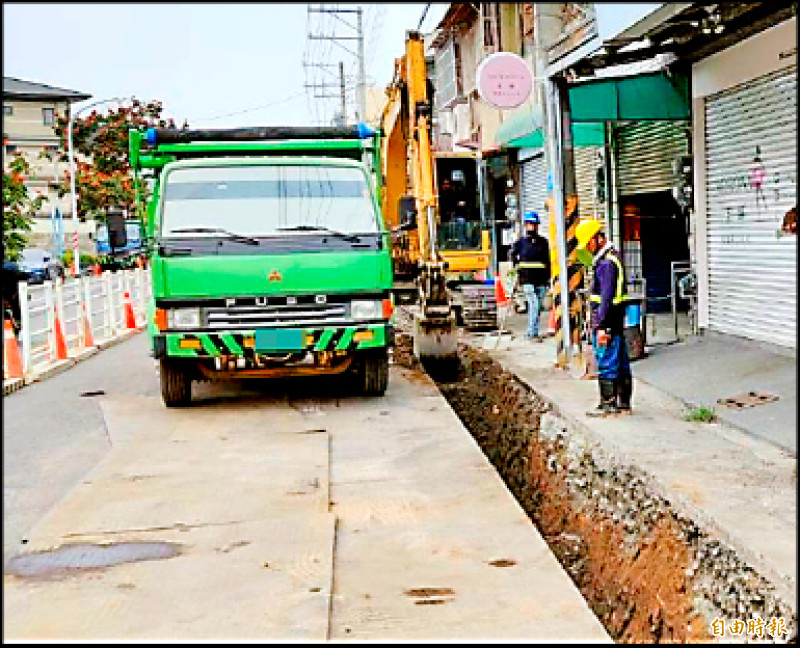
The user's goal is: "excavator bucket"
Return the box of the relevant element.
[412,310,459,381]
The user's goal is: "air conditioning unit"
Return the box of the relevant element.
[437,110,453,135]
[453,102,471,143]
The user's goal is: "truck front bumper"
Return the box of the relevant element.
[153,323,393,359]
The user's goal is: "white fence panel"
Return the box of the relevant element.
[8,268,151,385]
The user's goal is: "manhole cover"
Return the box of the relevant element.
[5,542,182,578]
[488,558,517,567]
[717,391,779,409]
[404,587,456,605]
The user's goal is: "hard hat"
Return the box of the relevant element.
[575,219,603,250]
[523,211,540,225]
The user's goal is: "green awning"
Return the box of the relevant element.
[505,121,604,149]
[568,71,690,122]
[495,106,543,147]
[507,129,544,149]
[571,122,605,147]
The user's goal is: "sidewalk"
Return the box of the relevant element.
[464,310,797,613]
[637,322,796,455]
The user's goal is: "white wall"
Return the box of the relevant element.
[692,17,797,329]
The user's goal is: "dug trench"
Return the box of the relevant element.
[392,330,797,643]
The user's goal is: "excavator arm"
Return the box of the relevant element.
[382,30,458,377]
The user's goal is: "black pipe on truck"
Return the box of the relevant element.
[145,124,376,146]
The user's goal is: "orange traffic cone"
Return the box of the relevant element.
[53,307,68,360]
[494,274,509,307]
[3,318,23,380]
[82,304,95,348]
[123,291,137,329]
[548,306,557,335]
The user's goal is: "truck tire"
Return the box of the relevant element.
[160,359,192,407]
[358,349,389,396]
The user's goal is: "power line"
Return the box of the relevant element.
[193,91,307,122]
[305,3,367,125]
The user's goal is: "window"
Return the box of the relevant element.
[435,38,458,109]
[481,2,500,54]
[5,144,18,155]
[42,108,55,125]
[161,164,380,237]
[3,105,12,116]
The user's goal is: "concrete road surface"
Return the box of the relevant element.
[3,333,608,642]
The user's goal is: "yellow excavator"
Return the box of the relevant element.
[380,30,496,375]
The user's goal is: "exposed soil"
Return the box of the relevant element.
[392,326,797,644]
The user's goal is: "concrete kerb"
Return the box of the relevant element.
[4,329,143,395]
[519,371,797,614]
[464,330,797,617]
[3,377,25,396]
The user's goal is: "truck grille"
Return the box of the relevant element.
[205,303,348,329]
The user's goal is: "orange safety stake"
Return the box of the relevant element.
[53,308,68,360]
[82,304,95,348]
[123,291,137,329]
[3,318,23,380]
[494,274,509,307]
[548,306,557,335]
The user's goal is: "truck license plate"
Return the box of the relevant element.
[255,329,304,352]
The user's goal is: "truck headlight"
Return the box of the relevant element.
[167,307,202,329]
[350,300,382,320]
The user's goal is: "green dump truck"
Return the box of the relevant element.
[129,125,393,406]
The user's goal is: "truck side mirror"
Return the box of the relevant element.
[399,196,417,231]
[107,210,128,250]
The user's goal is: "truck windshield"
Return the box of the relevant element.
[161,164,379,237]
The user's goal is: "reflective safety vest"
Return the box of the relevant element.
[518,261,547,269]
[589,251,627,306]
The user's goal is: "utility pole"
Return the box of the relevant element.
[339,61,347,126]
[303,80,346,102]
[536,3,583,369]
[356,7,367,124]
[306,5,367,123]
[535,4,572,368]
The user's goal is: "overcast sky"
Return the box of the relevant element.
[3,3,449,128]
[3,3,659,129]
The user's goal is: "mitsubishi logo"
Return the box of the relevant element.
[268,269,283,282]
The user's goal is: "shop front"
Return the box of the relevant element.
[568,70,693,315]
[613,119,692,313]
[692,17,797,348]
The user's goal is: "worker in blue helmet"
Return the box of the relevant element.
[510,210,551,341]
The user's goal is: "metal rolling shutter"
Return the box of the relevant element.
[617,120,689,195]
[574,146,605,223]
[519,149,549,237]
[704,65,797,348]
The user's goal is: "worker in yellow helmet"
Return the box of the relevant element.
[575,219,633,416]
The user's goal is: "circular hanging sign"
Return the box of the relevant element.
[477,52,533,110]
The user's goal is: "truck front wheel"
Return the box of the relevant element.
[357,349,389,396]
[160,359,192,407]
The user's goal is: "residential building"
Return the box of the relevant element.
[2,76,92,252]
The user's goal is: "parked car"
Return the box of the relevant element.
[2,259,26,333]
[18,248,65,283]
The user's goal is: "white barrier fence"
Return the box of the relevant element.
[12,268,151,382]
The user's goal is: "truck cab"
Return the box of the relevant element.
[130,126,394,406]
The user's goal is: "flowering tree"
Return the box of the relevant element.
[3,153,45,261]
[51,99,187,221]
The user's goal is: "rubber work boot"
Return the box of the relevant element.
[617,375,633,414]
[587,379,619,417]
